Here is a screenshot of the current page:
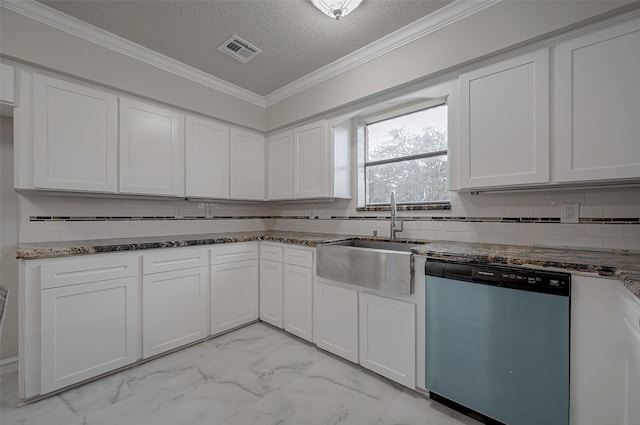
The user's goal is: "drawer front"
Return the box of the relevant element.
[260,244,283,262]
[143,247,208,274]
[622,291,640,336]
[41,255,139,289]
[211,242,258,264]
[284,247,313,268]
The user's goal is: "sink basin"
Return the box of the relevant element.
[316,239,421,295]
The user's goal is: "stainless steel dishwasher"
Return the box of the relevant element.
[425,259,571,425]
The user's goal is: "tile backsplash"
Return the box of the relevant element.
[18,189,640,252]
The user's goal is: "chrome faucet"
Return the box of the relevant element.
[390,190,403,241]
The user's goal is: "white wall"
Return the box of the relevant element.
[0,9,266,131]
[266,0,636,130]
[0,116,18,361]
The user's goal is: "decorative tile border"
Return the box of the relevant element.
[29,215,640,224]
[357,204,451,212]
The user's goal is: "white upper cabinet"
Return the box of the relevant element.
[33,74,119,192]
[293,120,330,199]
[267,130,294,200]
[119,98,185,196]
[458,48,550,189]
[267,119,351,201]
[186,115,230,199]
[554,17,640,183]
[1,63,15,105]
[230,128,265,200]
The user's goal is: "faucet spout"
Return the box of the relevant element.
[390,190,403,241]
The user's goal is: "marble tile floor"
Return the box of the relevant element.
[0,323,480,425]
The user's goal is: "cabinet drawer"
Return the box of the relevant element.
[41,255,139,289]
[143,247,208,274]
[284,247,313,268]
[211,242,258,264]
[622,291,640,337]
[260,244,283,262]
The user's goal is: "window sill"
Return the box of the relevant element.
[357,203,451,212]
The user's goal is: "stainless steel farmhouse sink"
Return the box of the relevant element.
[316,239,422,295]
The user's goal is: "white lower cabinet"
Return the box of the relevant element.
[41,276,139,393]
[260,258,284,328]
[570,275,626,424]
[313,280,358,363]
[621,288,640,425]
[210,243,260,335]
[142,267,208,358]
[359,292,415,388]
[283,263,313,341]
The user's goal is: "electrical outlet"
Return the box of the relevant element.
[309,210,315,219]
[175,206,184,219]
[318,210,332,220]
[560,203,579,224]
[205,205,215,218]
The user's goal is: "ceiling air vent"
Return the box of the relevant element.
[217,35,262,64]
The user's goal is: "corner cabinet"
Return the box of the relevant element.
[230,128,265,200]
[554,17,640,183]
[119,98,185,196]
[266,119,351,201]
[458,48,550,189]
[32,73,119,193]
[185,116,230,199]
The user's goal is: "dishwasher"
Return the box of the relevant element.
[424,259,571,425]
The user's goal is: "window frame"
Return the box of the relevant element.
[361,98,450,207]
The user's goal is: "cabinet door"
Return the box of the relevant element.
[570,276,625,425]
[211,259,259,335]
[120,98,185,196]
[143,267,208,358]
[1,62,15,104]
[267,130,293,200]
[555,18,640,183]
[33,74,118,192]
[259,259,283,328]
[230,128,265,200]
[186,115,230,198]
[283,263,313,341]
[314,280,358,363]
[293,120,330,199]
[359,292,415,388]
[459,49,549,189]
[621,290,640,425]
[41,276,139,393]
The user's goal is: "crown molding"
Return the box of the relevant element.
[1,0,266,107]
[2,0,500,109]
[264,0,501,107]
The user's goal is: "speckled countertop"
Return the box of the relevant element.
[15,231,355,260]
[412,242,640,299]
[16,232,640,300]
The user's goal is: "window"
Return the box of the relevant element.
[364,101,449,205]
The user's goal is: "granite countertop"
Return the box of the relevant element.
[15,231,355,260]
[412,242,640,299]
[16,232,640,299]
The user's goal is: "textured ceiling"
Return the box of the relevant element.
[39,0,452,96]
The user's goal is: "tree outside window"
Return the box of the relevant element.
[365,103,449,205]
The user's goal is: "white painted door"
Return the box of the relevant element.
[458,48,550,189]
[314,280,358,363]
[570,276,625,425]
[211,259,259,335]
[260,259,284,328]
[283,263,313,341]
[143,267,208,358]
[33,73,118,192]
[267,130,293,200]
[621,289,640,425]
[554,18,640,183]
[185,115,230,198]
[293,120,330,199]
[230,128,265,200]
[40,276,139,393]
[359,292,415,388]
[119,97,185,196]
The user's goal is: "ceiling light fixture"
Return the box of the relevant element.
[310,0,363,20]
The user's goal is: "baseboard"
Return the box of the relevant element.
[0,356,18,375]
